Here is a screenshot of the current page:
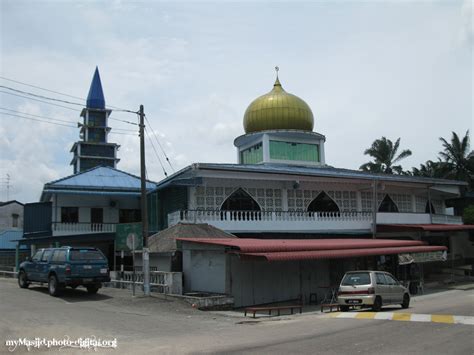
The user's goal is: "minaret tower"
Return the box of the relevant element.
[70,67,120,173]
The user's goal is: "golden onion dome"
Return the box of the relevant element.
[243,76,314,134]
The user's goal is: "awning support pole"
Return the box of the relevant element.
[372,179,378,239]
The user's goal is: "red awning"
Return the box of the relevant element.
[237,245,447,262]
[377,224,474,232]
[176,237,448,262]
[176,237,426,252]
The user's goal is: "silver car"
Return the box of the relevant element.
[337,271,410,312]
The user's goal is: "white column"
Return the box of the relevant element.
[262,133,270,163]
[282,188,288,211]
[319,140,326,165]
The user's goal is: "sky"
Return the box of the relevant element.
[0,0,472,203]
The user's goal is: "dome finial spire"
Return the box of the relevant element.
[274,66,281,87]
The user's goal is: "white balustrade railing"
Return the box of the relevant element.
[170,210,372,223]
[431,214,463,225]
[168,210,465,232]
[113,271,183,295]
[52,222,116,235]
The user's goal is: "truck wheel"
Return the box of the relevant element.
[86,285,99,294]
[372,296,382,312]
[18,271,29,289]
[48,275,62,297]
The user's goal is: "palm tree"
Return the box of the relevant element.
[411,160,447,178]
[360,137,412,174]
[439,130,473,188]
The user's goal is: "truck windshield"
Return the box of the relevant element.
[70,250,105,261]
[341,272,371,286]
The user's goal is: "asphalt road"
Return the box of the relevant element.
[0,278,473,354]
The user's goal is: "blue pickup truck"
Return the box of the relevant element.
[18,246,110,296]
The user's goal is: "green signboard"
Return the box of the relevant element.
[115,223,143,251]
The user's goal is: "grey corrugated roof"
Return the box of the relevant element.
[153,162,467,190]
[148,223,237,253]
[45,166,156,191]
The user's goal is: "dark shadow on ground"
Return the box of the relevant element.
[28,285,113,302]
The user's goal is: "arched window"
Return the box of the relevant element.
[425,201,436,214]
[221,188,261,211]
[307,192,340,212]
[378,194,399,212]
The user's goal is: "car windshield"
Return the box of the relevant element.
[341,272,371,286]
[70,250,105,261]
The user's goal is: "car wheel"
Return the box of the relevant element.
[18,271,29,289]
[372,296,382,312]
[340,305,349,312]
[48,275,62,297]
[401,293,410,309]
[86,285,99,294]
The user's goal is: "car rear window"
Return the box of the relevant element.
[341,272,371,286]
[70,250,105,261]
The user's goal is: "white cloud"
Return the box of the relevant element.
[0,1,471,202]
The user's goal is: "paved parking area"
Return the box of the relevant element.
[1,278,473,354]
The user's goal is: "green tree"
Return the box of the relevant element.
[360,137,412,174]
[463,205,474,224]
[411,160,447,178]
[439,130,473,189]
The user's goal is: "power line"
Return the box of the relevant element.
[0,85,85,107]
[0,111,77,128]
[144,115,175,172]
[0,111,137,135]
[0,107,78,124]
[0,90,81,112]
[0,107,137,132]
[0,75,136,113]
[0,89,138,125]
[144,126,168,177]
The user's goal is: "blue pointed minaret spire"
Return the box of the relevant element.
[86,66,106,109]
[70,66,119,173]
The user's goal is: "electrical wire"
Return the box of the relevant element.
[0,107,137,132]
[0,90,81,111]
[0,107,77,124]
[0,111,77,128]
[0,85,85,107]
[144,115,175,172]
[144,126,168,177]
[0,89,138,125]
[0,111,137,136]
[0,75,136,112]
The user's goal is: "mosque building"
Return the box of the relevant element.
[147,70,473,305]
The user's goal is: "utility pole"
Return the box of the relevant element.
[139,105,150,296]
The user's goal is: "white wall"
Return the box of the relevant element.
[52,194,140,224]
[0,202,23,231]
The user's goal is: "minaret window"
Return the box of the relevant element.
[221,188,261,211]
[270,140,319,162]
[307,192,340,212]
[240,143,263,164]
[378,195,399,213]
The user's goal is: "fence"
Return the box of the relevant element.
[108,271,183,295]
